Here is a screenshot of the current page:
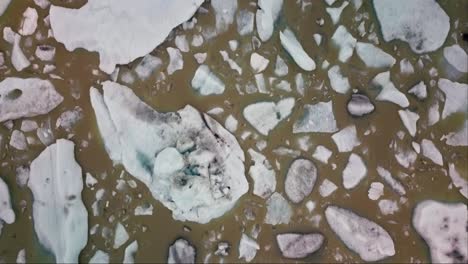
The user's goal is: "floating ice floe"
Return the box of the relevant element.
[448,163,468,199]
[90,81,248,224]
[167,47,183,75]
[372,71,409,107]
[19,7,38,36]
[328,65,350,94]
[275,55,288,77]
[0,0,11,16]
[373,0,449,53]
[438,78,467,119]
[0,177,15,233]
[325,205,395,261]
[285,159,317,203]
[398,109,419,137]
[220,50,242,75]
[247,149,276,199]
[211,0,237,33]
[276,233,324,259]
[280,28,316,71]
[16,249,25,264]
[378,199,399,215]
[400,59,415,75]
[355,42,396,68]
[319,179,337,197]
[191,65,225,95]
[113,222,129,249]
[342,153,367,189]
[239,233,259,262]
[332,125,361,153]
[293,101,338,133]
[250,53,269,73]
[12,35,31,71]
[243,98,295,136]
[168,238,196,264]
[123,240,138,264]
[135,54,162,80]
[443,120,468,147]
[35,45,56,61]
[49,0,204,74]
[10,130,27,151]
[408,81,427,100]
[347,94,375,117]
[421,139,443,166]
[237,10,254,36]
[443,44,468,73]
[256,0,283,42]
[312,145,332,164]
[376,166,406,195]
[331,26,356,63]
[265,192,292,225]
[413,200,467,263]
[368,182,384,200]
[89,250,109,264]
[28,139,88,263]
[56,106,83,131]
[326,1,348,25]
[0,78,63,122]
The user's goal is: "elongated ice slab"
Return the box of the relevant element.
[325,206,395,261]
[168,238,196,264]
[191,65,225,95]
[280,28,315,71]
[90,81,248,224]
[28,139,88,263]
[50,0,204,73]
[0,78,63,122]
[256,0,283,42]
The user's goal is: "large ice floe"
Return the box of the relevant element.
[0,78,63,122]
[413,200,467,263]
[243,98,295,136]
[28,139,88,263]
[325,205,395,261]
[49,0,204,74]
[90,81,248,224]
[373,0,450,53]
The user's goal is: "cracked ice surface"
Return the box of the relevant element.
[90,81,248,224]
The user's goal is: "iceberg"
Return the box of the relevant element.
[50,0,204,73]
[90,81,248,224]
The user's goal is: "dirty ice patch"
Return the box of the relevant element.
[373,0,450,53]
[50,0,204,74]
[90,81,248,224]
[28,139,88,263]
[243,98,295,136]
[276,233,324,259]
[331,26,356,63]
[328,65,350,94]
[293,101,338,133]
[285,159,317,203]
[265,192,292,225]
[342,153,367,189]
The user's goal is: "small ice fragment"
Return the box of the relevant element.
[243,98,295,136]
[313,34,322,46]
[368,182,384,200]
[276,233,324,258]
[378,199,399,215]
[123,240,138,264]
[248,149,276,199]
[285,159,317,203]
[167,47,183,75]
[211,0,237,33]
[274,55,288,77]
[12,35,31,71]
[408,81,427,100]
[134,55,162,80]
[438,78,467,119]
[443,120,468,147]
[448,163,468,199]
[113,222,129,249]
[215,242,230,256]
[265,192,292,225]
[421,139,443,166]
[280,28,316,71]
[306,201,316,213]
[225,115,238,133]
[347,94,374,117]
[377,166,406,195]
[332,125,361,152]
[19,7,38,36]
[331,26,357,63]
[89,250,109,264]
[85,173,98,188]
[34,0,50,9]
[194,53,207,64]
[10,130,28,150]
[293,101,338,133]
[372,71,409,107]
[319,179,337,197]
[398,109,419,137]
[326,1,349,25]
[35,45,56,61]
[220,50,242,74]
[250,52,269,73]
[239,233,259,262]
[191,65,225,95]
[342,153,367,189]
[56,106,83,131]
[443,44,468,73]
[355,42,395,68]
[16,249,26,264]
[328,65,350,94]
[312,145,332,164]
[134,203,153,216]
[236,10,254,36]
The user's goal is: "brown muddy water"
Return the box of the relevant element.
[0,0,467,263]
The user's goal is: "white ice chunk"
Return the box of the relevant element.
[313,33,322,46]
[312,145,332,164]
[372,71,409,107]
[113,222,129,249]
[293,101,338,133]
[373,0,449,53]
[332,125,361,153]
[328,65,350,94]
[326,1,348,25]
[56,106,83,131]
[408,81,427,100]
[355,42,395,68]
[12,35,31,71]
[319,179,337,197]
[448,163,468,199]
[331,26,356,63]
[443,44,468,73]
[191,65,225,95]
[400,59,414,75]
[35,45,56,61]
[49,0,204,73]
[413,200,467,263]
[0,177,15,225]
[280,28,315,71]
[225,114,238,133]
[274,55,288,77]
[89,250,109,264]
[220,50,242,75]
[123,240,138,264]
[276,233,324,259]
[243,98,295,136]
[10,130,27,151]
[0,78,63,122]
[236,10,254,36]
[168,238,195,264]
[0,0,11,16]
[19,7,38,36]
[342,153,367,189]
[421,139,443,166]
[265,192,292,225]
[368,182,384,200]
[285,159,317,203]
[28,139,88,263]
[175,35,189,53]
[256,0,283,42]
[325,205,395,261]
[438,78,468,119]
[376,166,406,195]
[378,199,399,215]
[250,52,269,73]
[398,109,419,137]
[247,149,276,199]
[16,249,25,264]
[239,233,259,262]
[211,0,237,33]
[90,82,248,224]
[134,55,162,80]
[167,47,183,75]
